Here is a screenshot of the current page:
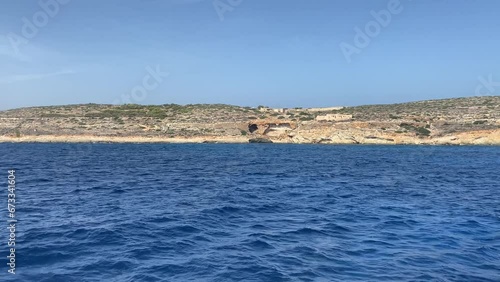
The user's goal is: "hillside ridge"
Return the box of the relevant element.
[1,96,499,145]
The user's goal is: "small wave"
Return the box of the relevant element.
[250,224,268,229]
[285,227,328,236]
[111,188,126,193]
[38,274,80,282]
[168,225,202,234]
[242,239,275,250]
[80,260,135,272]
[323,222,351,233]
[148,216,177,223]
[203,205,243,215]
[65,227,127,246]
[360,239,395,247]
[192,235,212,242]
[375,220,413,229]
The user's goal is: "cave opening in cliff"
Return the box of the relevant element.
[248,124,258,133]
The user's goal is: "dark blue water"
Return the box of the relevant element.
[1,144,499,281]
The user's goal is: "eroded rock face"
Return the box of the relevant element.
[263,123,293,136]
[1,97,499,145]
[247,120,297,137]
[248,124,258,133]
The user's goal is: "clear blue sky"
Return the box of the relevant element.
[1,0,499,110]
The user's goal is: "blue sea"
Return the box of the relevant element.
[1,144,499,281]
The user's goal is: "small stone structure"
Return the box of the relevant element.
[258,107,287,114]
[315,114,352,122]
[306,107,345,112]
[272,108,287,113]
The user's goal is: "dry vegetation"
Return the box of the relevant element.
[0,96,499,144]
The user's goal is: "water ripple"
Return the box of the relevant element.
[1,144,499,281]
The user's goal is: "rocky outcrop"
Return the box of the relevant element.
[0,97,499,145]
[247,119,298,137]
[248,138,273,143]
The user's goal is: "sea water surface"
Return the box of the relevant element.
[1,144,499,281]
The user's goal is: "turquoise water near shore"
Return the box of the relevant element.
[1,144,499,281]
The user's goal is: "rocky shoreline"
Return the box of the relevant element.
[0,130,499,145]
[1,96,499,146]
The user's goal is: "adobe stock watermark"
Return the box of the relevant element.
[339,0,412,64]
[6,0,70,57]
[213,0,243,21]
[475,74,500,96]
[7,170,17,275]
[112,65,169,105]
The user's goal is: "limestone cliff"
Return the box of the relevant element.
[0,96,499,145]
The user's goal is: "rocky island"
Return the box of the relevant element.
[0,96,499,145]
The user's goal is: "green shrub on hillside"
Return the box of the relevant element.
[416,127,431,136]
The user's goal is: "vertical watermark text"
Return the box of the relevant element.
[6,170,16,275]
